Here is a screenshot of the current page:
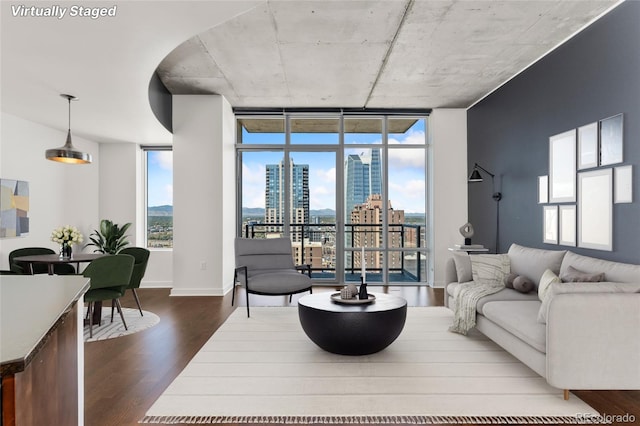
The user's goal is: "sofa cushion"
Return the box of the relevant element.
[476,287,539,314]
[452,252,472,282]
[508,243,566,286]
[537,281,640,324]
[245,270,311,294]
[482,301,546,353]
[560,265,605,283]
[560,251,640,283]
[538,269,561,302]
[470,254,510,286]
[446,283,539,314]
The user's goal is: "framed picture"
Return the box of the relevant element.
[538,176,548,204]
[559,205,576,247]
[543,205,558,244]
[577,122,598,169]
[0,178,30,238]
[600,113,623,166]
[549,129,576,203]
[614,165,633,203]
[578,169,613,251]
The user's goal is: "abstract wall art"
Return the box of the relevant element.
[0,179,30,238]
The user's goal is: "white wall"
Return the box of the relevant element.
[430,109,468,287]
[0,113,99,269]
[97,142,173,287]
[172,95,236,296]
[98,143,139,239]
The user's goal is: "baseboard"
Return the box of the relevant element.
[170,287,232,297]
[141,281,173,288]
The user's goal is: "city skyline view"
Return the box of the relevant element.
[241,118,426,214]
[146,119,426,215]
[145,117,427,279]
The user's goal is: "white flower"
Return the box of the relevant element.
[51,225,84,246]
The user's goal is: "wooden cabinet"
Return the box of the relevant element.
[1,276,88,426]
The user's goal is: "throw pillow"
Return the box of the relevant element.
[505,273,518,289]
[452,252,473,283]
[561,265,605,283]
[470,254,511,287]
[513,275,536,293]
[513,275,535,293]
[538,268,561,302]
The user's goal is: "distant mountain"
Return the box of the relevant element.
[311,208,336,217]
[242,207,265,216]
[148,205,173,216]
[243,207,336,217]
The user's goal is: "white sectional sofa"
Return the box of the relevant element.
[445,243,640,399]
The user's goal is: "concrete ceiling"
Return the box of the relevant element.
[158,0,620,109]
[0,1,620,146]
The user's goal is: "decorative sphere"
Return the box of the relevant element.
[346,284,358,297]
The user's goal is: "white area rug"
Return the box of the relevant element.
[84,307,159,342]
[142,307,597,424]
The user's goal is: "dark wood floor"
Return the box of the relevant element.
[85,287,639,426]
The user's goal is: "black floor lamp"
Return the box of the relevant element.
[468,163,502,253]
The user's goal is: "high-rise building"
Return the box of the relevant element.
[345,149,381,217]
[265,159,309,241]
[351,194,405,271]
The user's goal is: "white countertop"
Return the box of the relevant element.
[1,275,89,370]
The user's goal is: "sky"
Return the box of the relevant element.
[146,120,427,213]
[241,119,426,213]
[147,150,173,207]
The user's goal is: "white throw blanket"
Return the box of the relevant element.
[449,254,510,335]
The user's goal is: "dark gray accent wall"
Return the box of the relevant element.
[148,71,173,132]
[467,1,639,264]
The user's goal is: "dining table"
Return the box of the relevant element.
[13,252,105,275]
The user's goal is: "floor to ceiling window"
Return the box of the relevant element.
[237,112,429,285]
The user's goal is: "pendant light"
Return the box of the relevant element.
[45,94,92,164]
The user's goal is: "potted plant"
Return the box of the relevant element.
[87,219,132,254]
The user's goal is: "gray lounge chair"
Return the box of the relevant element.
[233,237,312,317]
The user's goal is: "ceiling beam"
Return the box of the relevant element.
[363,0,414,109]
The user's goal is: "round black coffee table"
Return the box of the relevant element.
[298,292,407,355]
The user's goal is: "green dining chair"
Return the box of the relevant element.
[82,254,134,338]
[9,247,76,275]
[119,247,150,316]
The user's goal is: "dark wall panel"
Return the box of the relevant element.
[467,1,639,264]
[148,72,173,133]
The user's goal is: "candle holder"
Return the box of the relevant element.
[358,276,369,300]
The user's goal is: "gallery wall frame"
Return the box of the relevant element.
[538,175,548,204]
[577,122,598,170]
[559,205,576,247]
[549,129,576,203]
[614,165,633,203]
[543,205,558,244]
[599,113,623,166]
[578,168,612,251]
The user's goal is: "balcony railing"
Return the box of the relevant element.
[242,222,426,283]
